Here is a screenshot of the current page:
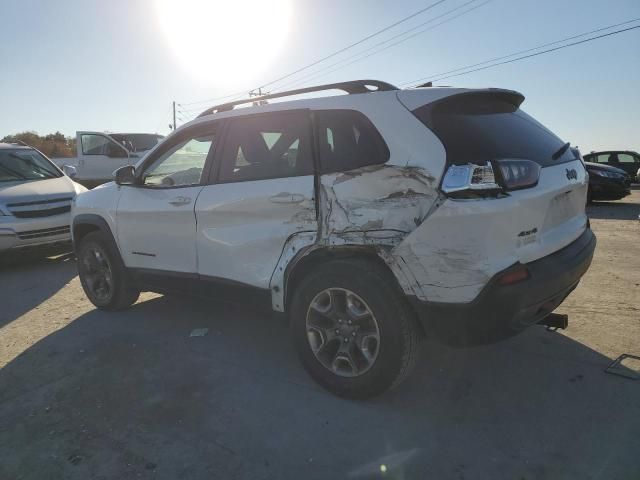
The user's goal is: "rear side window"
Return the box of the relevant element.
[315,110,389,174]
[218,111,313,183]
[412,92,576,167]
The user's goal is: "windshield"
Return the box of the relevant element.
[0,148,62,183]
[111,134,163,153]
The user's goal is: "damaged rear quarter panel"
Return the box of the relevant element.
[271,93,453,311]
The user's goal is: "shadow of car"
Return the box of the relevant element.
[1,294,639,479]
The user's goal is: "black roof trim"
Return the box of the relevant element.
[197,80,398,118]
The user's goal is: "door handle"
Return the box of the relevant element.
[168,196,192,206]
[269,193,305,204]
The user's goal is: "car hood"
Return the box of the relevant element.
[584,162,628,175]
[0,175,79,204]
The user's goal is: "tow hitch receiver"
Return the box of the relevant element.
[538,313,569,330]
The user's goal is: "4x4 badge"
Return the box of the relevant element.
[566,168,577,180]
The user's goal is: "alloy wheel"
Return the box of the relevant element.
[305,288,380,377]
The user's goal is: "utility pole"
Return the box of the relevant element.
[172,101,177,131]
[249,88,269,106]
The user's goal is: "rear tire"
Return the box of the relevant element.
[77,231,139,310]
[290,259,420,399]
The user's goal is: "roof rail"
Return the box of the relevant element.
[197,79,398,118]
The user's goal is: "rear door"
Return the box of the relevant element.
[195,110,316,289]
[77,131,131,182]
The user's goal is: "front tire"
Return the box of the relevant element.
[77,231,140,310]
[290,259,420,399]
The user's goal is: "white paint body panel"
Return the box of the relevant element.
[195,175,316,287]
[116,185,204,272]
[393,159,588,302]
[71,182,121,247]
[71,85,590,313]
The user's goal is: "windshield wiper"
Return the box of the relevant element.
[552,142,571,161]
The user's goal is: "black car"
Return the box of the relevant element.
[583,150,640,179]
[585,161,632,203]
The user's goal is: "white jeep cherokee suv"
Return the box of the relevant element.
[72,80,596,398]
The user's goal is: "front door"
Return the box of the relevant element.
[116,124,218,274]
[78,131,130,183]
[195,110,317,289]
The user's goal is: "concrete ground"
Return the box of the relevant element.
[1,190,639,480]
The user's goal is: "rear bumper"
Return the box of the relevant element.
[409,228,596,346]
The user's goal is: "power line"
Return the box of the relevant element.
[402,23,640,86]
[269,0,481,92]
[272,0,491,93]
[401,17,640,85]
[179,90,247,108]
[177,0,450,108]
[256,0,449,90]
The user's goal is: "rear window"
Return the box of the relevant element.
[315,110,389,174]
[412,92,576,167]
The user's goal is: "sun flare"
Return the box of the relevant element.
[155,0,292,86]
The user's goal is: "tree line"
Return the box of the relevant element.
[1,131,76,158]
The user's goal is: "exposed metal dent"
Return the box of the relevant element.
[271,164,442,311]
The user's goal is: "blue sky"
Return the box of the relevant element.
[1,0,639,153]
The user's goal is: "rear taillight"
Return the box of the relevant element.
[495,159,540,191]
[441,159,541,198]
[441,163,501,197]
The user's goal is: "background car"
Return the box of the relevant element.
[583,150,640,179]
[0,142,86,257]
[584,161,631,203]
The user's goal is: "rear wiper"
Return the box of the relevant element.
[552,142,571,161]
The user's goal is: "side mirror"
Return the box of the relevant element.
[114,165,137,185]
[62,165,77,178]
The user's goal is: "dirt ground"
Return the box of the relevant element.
[1,189,639,480]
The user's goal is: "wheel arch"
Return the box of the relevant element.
[72,214,119,255]
[284,246,407,309]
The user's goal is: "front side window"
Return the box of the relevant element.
[142,135,214,187]
[81,134,127,157]
[0,148,62,183]
[218,111,313,183]
[315,110,389,174]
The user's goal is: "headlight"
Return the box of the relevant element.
[590,169,623,179]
